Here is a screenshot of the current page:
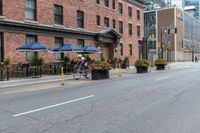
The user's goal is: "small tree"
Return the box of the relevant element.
[0,57,11,80]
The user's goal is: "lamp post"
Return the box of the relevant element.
[160,27,167,59]
[192,47,194,62]
[191,37,195,62]
[138,40,142,59]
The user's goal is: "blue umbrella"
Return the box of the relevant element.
[16,42,51,78]
[53,44,82,53]
[82,46,101,54]
[16,42,51,52]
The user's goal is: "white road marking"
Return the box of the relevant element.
[13,95,95,117]
[155,76,171,81]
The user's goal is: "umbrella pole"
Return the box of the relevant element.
[35,52,37,78]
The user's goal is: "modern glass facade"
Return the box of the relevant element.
[183,12,200,51]
[144,11,157,49]
[183,0,200,17]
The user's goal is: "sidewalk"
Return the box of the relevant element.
[0,68,137,88]
[0,75,73,89]
[0,61,194,88]
[167,61,195,67]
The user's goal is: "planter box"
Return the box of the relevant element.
[136,67,148,73]
[156,65,165,70]
[92,70,109,80]
[121,65,127,69]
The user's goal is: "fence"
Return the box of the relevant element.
[1,62,75,79]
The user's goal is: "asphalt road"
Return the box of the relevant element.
[0,62,200,133]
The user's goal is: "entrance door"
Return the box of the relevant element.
[102,44,114,61]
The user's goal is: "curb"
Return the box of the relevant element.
[0,70,137,89]
[0,77,73,89]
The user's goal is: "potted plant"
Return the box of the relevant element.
[61,56,70,66]
[134,59,150,73]
[89,61,112,80]
[154,58,167,70]
[60,56,71,74]
[0,58,11,81]
[31,54,44,77]
[0,61,5,81]
[121,57,129,69]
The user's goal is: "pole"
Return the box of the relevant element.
[6,67,9,81]
[61,67,64,85]
[35,52,37,78]
[160,28,164,59]
[118,63,122,77]
[192,49,194,62]
[145,37,148,60]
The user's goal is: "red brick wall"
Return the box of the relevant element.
[2,0,144,64]
[4,33,26,64]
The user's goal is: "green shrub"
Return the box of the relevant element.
[31,54,44,66]
[134,59,150,68]
[89,61,112,71]
[155,58,167,66]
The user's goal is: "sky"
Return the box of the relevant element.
[168,0,182,7]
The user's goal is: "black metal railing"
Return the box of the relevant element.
[2,62,75,79]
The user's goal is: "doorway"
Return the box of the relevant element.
[101,43,114,61]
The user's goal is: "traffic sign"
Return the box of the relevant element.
[158,42,161,48]
[151,34,155,41]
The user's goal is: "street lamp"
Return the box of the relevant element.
[160,27,167,59]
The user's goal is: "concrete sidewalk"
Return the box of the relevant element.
[0,61,194,88]
[0,67,137,88]
[0,75,73,89]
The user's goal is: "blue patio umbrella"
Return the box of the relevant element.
[53,44,82,53]
[81,46,101,54]
[16,42,51,52]
[16,42,51,77]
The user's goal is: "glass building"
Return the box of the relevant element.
[183,12,200,51]
[183,0,200,17]
[144,10,157,49]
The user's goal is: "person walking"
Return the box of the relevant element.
[195,56,198,63]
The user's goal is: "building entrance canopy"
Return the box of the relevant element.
[96,29,121,48]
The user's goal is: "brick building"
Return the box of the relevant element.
[0,0,144,65]
[157,7,184,62]
[144,8,187,62]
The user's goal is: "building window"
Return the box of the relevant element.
[137,25,140,37]
[0,0,3,16]
[112,19,116,29]
[129,44,132,56]
[26,35,37,61]
[118,2,123,15]
[104,0,109,8]
[128,6,132,18]
[112,0,115,9]
[120,43,123,56]
[77,39,85,48]
[77,10,84,28]
[25,0,36,21]
[54,5,63,25]
[96,15,100,26]
[104,17,109,28]
[119,21,123,34]
[55,37,63,61]
[137,10,140,20]
[0,33,3,62]
[128,23,132,36]
[96,0,100,4]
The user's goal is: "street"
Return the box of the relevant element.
[0,63,200,133]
